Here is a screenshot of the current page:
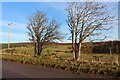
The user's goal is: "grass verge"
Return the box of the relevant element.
[2,53,120,77]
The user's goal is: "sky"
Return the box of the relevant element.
[1,2,119,43]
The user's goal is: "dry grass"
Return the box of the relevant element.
[2,53,120,76]
[1,44,119,65]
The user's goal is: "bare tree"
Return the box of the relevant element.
[27,11,61,56]
[66,2,115,61]
[66,2,79,59]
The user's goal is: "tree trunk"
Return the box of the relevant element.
[34,42,37,57]
[38,42,40,55]
[72,31,74,50]
[74,32,78,60]
[78,42,82,61]
[40,44,42,55]
[37,43,42,55]
[73,50,75,59]
[72,31,75,59]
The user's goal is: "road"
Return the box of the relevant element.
[2,61,115,78]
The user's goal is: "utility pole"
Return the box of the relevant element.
[8,23,16,49]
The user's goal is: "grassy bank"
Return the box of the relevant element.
[1,44,120,77]
[2,52,120,77]
[2,53,120,77]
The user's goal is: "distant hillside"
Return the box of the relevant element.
[1,42,32,49]
[1,41,120,53]
[82,41,120,53]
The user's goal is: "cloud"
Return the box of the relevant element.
[0,20,29,43]
[104,36,118,41]
[1,20,27,31]
[0,32,28,38]
[46,2,67,13]
[0,31,29,43]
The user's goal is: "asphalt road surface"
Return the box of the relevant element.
[2,61,115,78]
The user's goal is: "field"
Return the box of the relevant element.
[1,42,32,49]
[1,43,120,77]
[1,43,119,61]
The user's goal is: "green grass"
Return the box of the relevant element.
[1,43,120,77]
[2,43,72,57]
[2,43,119,64]
[2,53,120,77]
